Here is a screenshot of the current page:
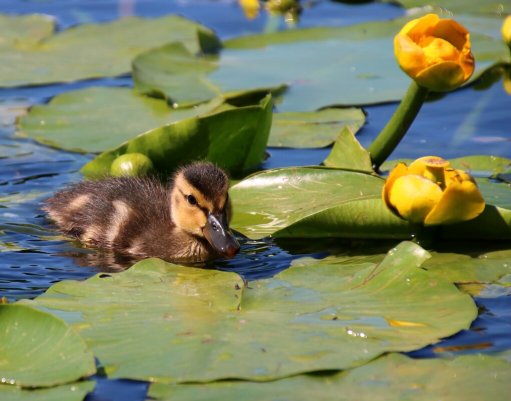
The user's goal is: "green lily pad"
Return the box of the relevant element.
[0,304,95,388]
[269,108,365,148]
[17,87,224,153]
[133,15,509,111]
[391,0,509,15]
[81,95,273,178]
[0,14,54,50]
[26,242,476,382]
[423,251,511,284]
[148,353,511,401]
[0,382,94,401]
[0,15,220,87]
[230,167,390,239]
[323,127,373,171]
[230,166,511,240]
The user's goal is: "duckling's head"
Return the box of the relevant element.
[170,162,240,258]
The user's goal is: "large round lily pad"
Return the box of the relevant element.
[0,304,96,388]
[0,15,219,87]
[148,353,511,401]
[27,242,476,383]
[133,15,510,111]
[17,87,223,153]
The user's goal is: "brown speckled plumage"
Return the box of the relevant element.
[43,162,239,263]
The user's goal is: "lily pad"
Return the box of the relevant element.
[133,15,509,111]
[0,304,95,387]
[230,166,511,240]
[0,14,54,50]
[423,252,511,284]
[269,108,365,148]
[323,127,373,171]
[148,353,511,401]
[81,95,273,178]
[17,87,224,153]
[0,15,220,87]
[391,0,509,15]
[26,242,477,382]
[0,382,94,401]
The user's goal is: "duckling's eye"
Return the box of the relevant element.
[186,194,197,206]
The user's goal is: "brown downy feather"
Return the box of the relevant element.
[43,162,236,263]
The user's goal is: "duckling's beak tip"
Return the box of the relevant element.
[225,242,240,258]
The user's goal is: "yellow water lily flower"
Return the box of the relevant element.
[383,156,485,226]
[394,14,475,92]
[239,0,260,20]
[503,15,511,47]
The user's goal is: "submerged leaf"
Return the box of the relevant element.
[27,242,476,382]
[0,304,95,388]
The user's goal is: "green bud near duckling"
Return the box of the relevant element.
[44,162,240,263]
[110,153,154,177]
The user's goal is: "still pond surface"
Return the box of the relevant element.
[0,1,510,400]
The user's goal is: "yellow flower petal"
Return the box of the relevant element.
[422,38,460,65]
[502,15,511,46]
[394,34,427,77]
[239,0,260,20]
[415,61,466,92]
[432,19,469,50]
[394,13,474,91]
[382,162,409,211]
[389,175,443,223]
[425,175,485,225]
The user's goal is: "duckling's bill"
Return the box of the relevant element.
[203,212,240,258]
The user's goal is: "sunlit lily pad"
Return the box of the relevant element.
[230,166,511,240]
[0,382,94,401]
[17,87,224,153]
[26,242,476,382]
[133,15,509,111]
[323,127,373,171]
[148,353,511,401]
[0,15,219,87]
[0,304,95,387]
[81,95,272,178]
[269,108,365,148]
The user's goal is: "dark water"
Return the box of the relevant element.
[0,1,510,400]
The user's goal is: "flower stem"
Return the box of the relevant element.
[368,81,429,170]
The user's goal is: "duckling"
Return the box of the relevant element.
[43,162,240,263]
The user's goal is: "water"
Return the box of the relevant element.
[0,1,510,400]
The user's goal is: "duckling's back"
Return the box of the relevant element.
[44,177,178,258]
